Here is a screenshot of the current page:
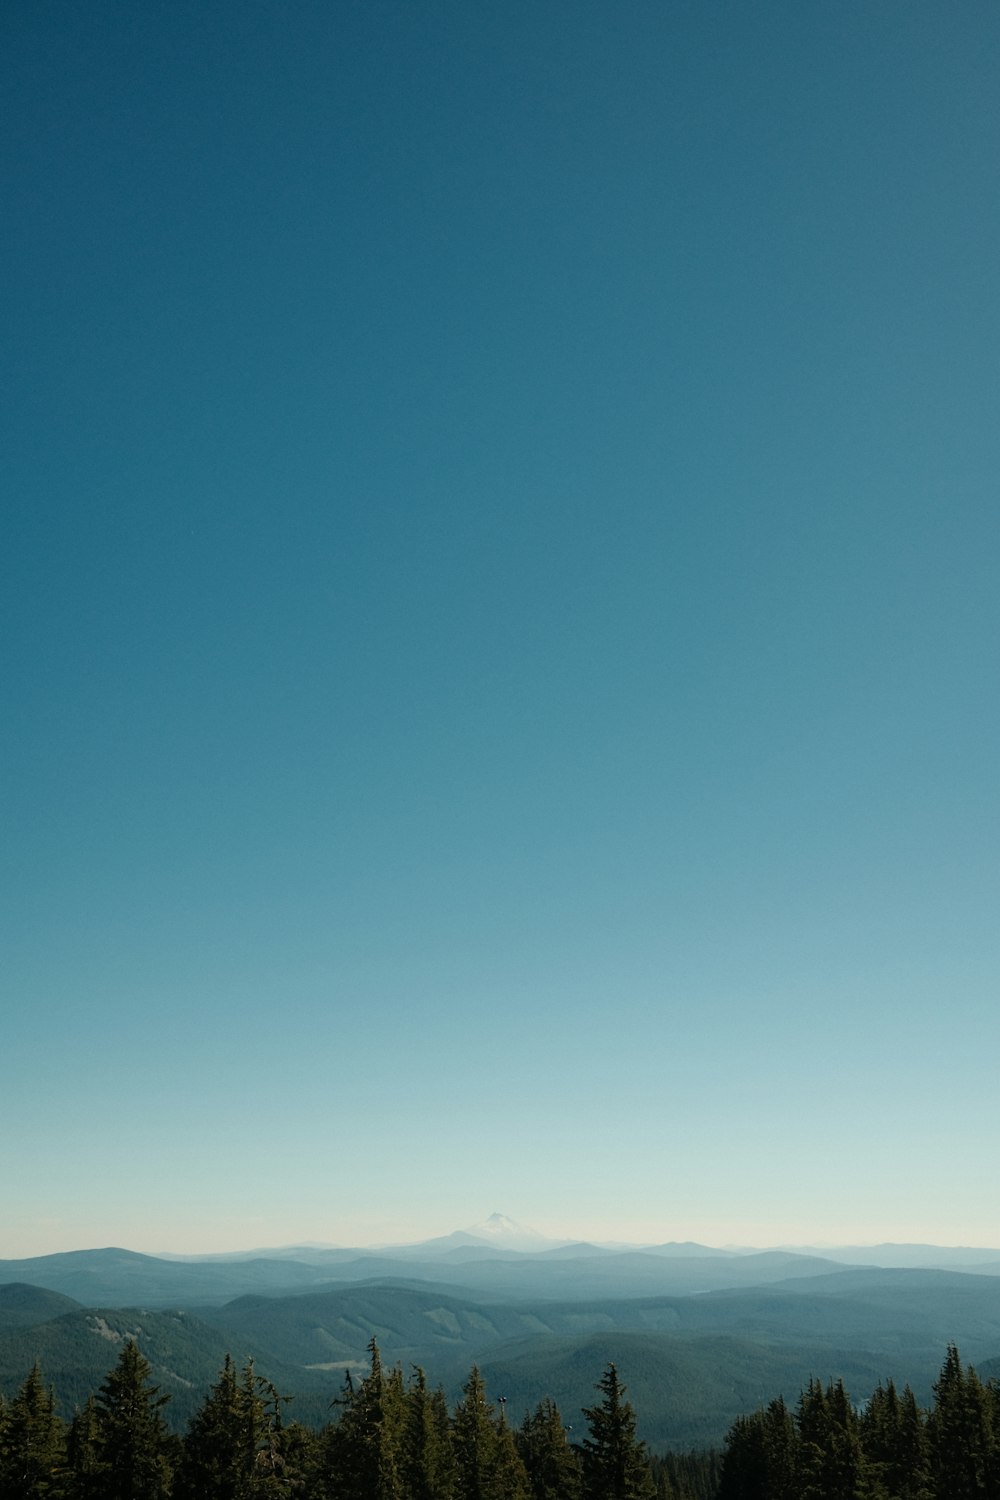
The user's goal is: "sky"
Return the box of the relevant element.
[2,0,999,1261]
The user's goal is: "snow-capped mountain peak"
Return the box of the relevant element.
[462,1213,552,1249]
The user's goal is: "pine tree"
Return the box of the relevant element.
[860,1380,931,1500]
[0,1363,67,1500]
[65,1397,102,1500]
[648,1448,722,1500]
[451,1367,497,1500]
[517,1398,582,1500]
[92,1339,173,1500]
[400,1368,455,1500]
[176,1355,294,1499]
[716,1413,769,1500]
[175,1353,241,1500]
[795,1377,869,1500]
[580,1364,655,1500]
[451,1367,530,1500]
[490,1411,531,1500]
[928,1344,992,1500]
[521,1392,581,1500]
[320,1338,403,1500]
[234,1360,294,1497]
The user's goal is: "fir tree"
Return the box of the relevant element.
[0,1363,67,1500]
[176,1355,294,1499]
[65,1397,102,1500]
[175,1353,241,1500]
[400,1368,455,1500]
[860,1380,932,1500]
[92,1339,173,1500]
[320,1339,403,1500]
[517,1398,582,1500]
[795,1377,869,1500]
[928,1344,992,1500]
[451,1367,530,1500]
[580,1364,655,1500]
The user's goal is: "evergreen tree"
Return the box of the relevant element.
[860,1380,932,1500]
[717,1399,796,1500]
[65,1397,102,1500]
[648,1448,722,1500]
[320,1339,403,1500]
[233,1359,294,1497]
[451,1367,497,1500]
[451,1367,530,1500]
[175,1354,241,1500]
[490,1412,531,1500]
[928,1344,992,1500]
[719,1392,797,1500]
[0,1363,67,1500]
[517,1398,582,1500]
[176,1355,294,1499]
[92,1339,173,1500]
[400,1368,455,1500]
[580,1364,655,1500]
[795,1377,869,1500]
[716,1413,769,1500]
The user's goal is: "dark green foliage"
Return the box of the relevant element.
[717,1398,795,1500]
[516,1397,581,1500]
[860,1380,932,1500]
[926,1343,994,1500]
[716,1344,1000,1500]
[580,1363,655,1500]
[175,1354,296,1499]
[0,1305,283,1430]
[12,1329,1000,1500]
[174,1354,242,1499]
[400,1368,456,1500]
[0,1363,67,1499]
[319,1339,405,1500]
[451,1366,530,1500]
[647,1446,721,1500]
[92,1339,173,1500]
[64,1396,102,1500]
[795,1377,868,1500]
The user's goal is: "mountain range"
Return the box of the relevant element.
[4,1219,1000,1450]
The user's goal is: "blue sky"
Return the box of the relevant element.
[3,0,999,1258]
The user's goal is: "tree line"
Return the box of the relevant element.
[11,1337,995,1499]
[0,1337,713,1499]
[716,1343,1000,1499]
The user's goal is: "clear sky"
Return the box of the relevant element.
[3,1,999,1260]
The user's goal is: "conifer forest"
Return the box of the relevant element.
[2,1337,1000,1499]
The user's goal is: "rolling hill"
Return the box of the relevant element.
[4,1236,1000,1450]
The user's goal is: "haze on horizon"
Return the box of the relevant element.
[3,1,998,1266]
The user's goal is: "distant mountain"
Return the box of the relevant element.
[0,1243,863,1308]
[388,1213,568,1258]
[463,1212,565,1250]
[0,1283,82,1328]
[644,1242,736,1259]
[5,1252,1000,1451]
[0,1302,332,1428]
[787,1243,1000,1275]
[198,1267,1000,1375]
[0,1248,342,1307]
[8,1235,1000,1316]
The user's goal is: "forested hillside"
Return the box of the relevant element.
[716,1343,1000,1500]
[5,1251,1000,1451]
[3,1335,1000,1498]
[0,1339,711,1499]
